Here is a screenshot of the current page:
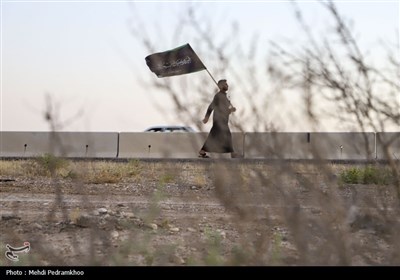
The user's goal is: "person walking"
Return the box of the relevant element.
[199,79,239,158]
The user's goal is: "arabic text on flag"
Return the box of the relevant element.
[145,44,206,78]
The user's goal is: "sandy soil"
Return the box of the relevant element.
[1,160,399,266]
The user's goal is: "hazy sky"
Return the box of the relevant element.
[1,0,399,132]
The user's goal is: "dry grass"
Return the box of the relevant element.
[1,159,396,186]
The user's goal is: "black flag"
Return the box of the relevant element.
[145,44,207,78]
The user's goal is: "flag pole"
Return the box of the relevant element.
[195,49,234,108]
[205,69,219,88]
[189,44,218,88]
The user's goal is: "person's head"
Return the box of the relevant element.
[217,79,228,91]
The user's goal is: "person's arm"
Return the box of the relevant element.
[227,96,236,113]
[202,98,215,124]
[229,101,236,113]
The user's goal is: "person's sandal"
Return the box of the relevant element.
[198,152,210,158]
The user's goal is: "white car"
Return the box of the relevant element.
[144,126,195,133]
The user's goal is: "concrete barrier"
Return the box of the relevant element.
[376,132,400,160]
[1,131,396,160]
[0,131,119,158]
[244,133,311,159]
[308,132,375,160]
[243,132,376,160]
[118,132,244,158]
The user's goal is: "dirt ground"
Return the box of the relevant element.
[1,160,399,266]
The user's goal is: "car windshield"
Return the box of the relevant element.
[145,126,194,132]
[166,127,191,132]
